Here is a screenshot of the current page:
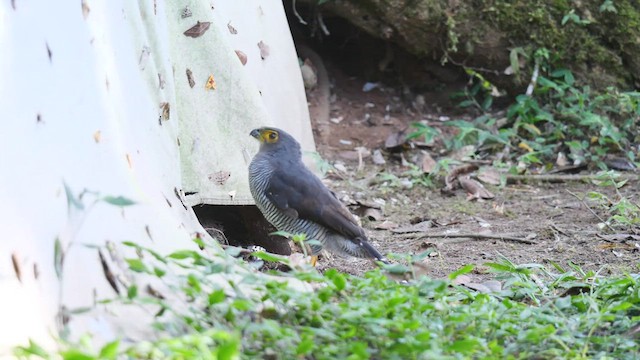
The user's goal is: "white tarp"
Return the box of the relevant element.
[0,0,311,354]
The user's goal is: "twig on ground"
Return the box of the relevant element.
[397,232,537,245]
[566,189,616,232]
[506,174,639,184]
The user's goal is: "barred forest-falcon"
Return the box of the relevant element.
[248,127,386,265]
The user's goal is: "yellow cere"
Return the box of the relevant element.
[262,129,279,143]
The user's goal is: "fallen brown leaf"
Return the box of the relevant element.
[477,167,501,185]
[363,208,384,221]
[374,220,398,230]
[459,176,494,200]
[384,129,409,152]
[420,151,437,174]
[356,199,382,210]
[449,145,476,161]
[444,163,478,192]
[372,149,386,165]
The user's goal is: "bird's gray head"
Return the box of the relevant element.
[249,127,301,156]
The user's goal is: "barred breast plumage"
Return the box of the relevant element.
[248,127,386,262]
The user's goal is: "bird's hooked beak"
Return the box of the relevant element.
[250,128,261,140]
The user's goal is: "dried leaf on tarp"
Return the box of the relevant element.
[93,130,101,143]
[138,46,150,71]
[98,249,119,294]
[460,176,495,200]
[11,253,22,283]
[420,151,437,173]
[604,156,637,171]
[235,50,247,65]
[81,0,90,19]
[159,102,170,121]
[184,21,211,38]
[227,21,238,34]
[146,284,166,299]
[208,171,231,186]
[158,73,165,89]
[477,167,501,185]
[384,129,409,152]
[181,6,192,19]
[186,69,195,88]
[258,41,270,59]
[205,75,216,90]
[374,220,398,230]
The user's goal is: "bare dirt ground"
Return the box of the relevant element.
[305,65,639,281]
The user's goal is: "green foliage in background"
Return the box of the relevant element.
[410,53,639,170]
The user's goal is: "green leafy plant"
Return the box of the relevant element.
[451,68,496,113]
[410,47,638,172]
[508,68,639,168]
[16,239,640,359]
[586,171,640,229]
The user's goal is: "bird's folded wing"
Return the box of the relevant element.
[267,167,365,240]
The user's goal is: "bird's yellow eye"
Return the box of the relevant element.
[263,130,279,143]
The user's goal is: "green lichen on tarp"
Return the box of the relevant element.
[166,4,271,205]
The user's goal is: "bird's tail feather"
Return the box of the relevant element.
[360,240,389,264]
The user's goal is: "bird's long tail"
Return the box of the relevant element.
[359,240,389,265]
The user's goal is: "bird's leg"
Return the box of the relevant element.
[310,255,318,267]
